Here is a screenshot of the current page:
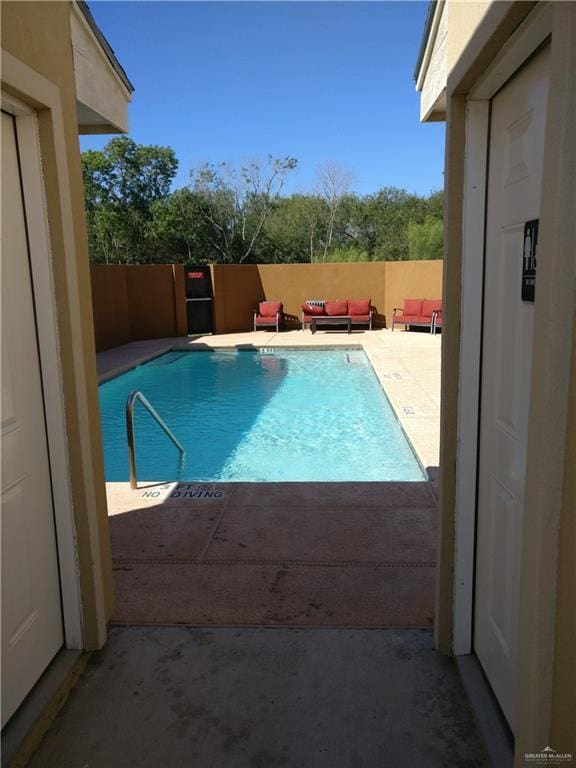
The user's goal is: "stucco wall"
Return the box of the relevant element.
[417,0,494,122]
[209,261,443,333]
[210,264,265,335]
[420,2,448,121]
[91,264,187,351]
[90,265,131,351]
[92,261,443,340]
[1,1,115,645]
[70,5,131,133]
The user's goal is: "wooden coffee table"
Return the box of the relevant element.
[310,316,351,334]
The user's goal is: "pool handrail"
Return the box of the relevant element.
[126,390,185,489]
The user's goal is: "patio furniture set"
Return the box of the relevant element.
[254,297,442,334]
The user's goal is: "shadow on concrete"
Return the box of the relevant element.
[106,479,439,628]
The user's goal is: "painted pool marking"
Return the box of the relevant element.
[139,483,228,501]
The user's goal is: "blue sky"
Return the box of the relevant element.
[81,1,445,196]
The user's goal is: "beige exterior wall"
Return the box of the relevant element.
[70,5,132,134]
[416,0,494,121]
[446,2,493,70]
[1,1,125,648]
[90,264,187,351]
[430,0,576,760]
[418,2,448,121]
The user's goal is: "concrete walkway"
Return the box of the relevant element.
[29,626,487,768]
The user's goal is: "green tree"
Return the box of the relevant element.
[82,137,177,263]
[324,246,371,263]
[81,138,444,266]
[149,189,218,263]
[262,194,327,263]
[407,216,444,260]
[190,155,298,263]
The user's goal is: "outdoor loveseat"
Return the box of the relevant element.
[301,299,374,332]
[392,298,442,334]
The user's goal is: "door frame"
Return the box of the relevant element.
[452,2,553,658]
[1,93,83,650]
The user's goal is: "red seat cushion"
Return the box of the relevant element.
[255,315,279,325]
[403,299,423,316]
[422,299,442,318]
[348,299,371,316]
[259,301,282,317]
[325,300,348,316]
[394,315,428,325]
[350,314,370,323]
[301,303,325,316]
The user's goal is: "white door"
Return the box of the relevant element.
[1,111,64,726]
[474,47,550,731]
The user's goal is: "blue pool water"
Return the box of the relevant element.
[99,349,424,482]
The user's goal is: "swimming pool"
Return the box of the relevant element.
[99,348,425,482]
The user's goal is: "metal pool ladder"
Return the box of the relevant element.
[126,390,186,489]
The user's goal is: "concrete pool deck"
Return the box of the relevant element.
[99,328,441,629]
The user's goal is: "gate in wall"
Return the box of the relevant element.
[184,265,213,334]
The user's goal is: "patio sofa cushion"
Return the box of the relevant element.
[255,315,280,325]
[403,299,423,316]
[393,314,425,325]
[259,301,283,317]
[422,299,442,318]
[301,303,325,316]
[349,314,371,323]
[348,299,371,316]
[325,300,348,316]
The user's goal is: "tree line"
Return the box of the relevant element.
[82,137,443,265]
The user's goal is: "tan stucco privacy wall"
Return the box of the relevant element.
[90,261,443,349]
[90,264,187,351]
[1,2,116,647]
[211,261,443,334]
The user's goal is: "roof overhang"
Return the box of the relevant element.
[71,2,134,135]
[414,0,447,122]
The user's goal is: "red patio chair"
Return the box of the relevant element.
[432,306,442,335]
[254,301,284,332]
[422,299,442,334]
